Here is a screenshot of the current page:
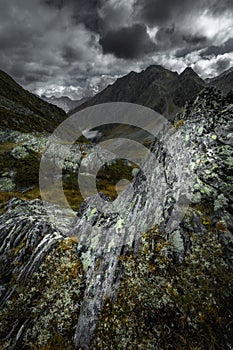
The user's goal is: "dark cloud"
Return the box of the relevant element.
[216,58,231,74]
[43,0,64,10]
[175,35,208,57]
[155,25,182,50]
[135,0,233,26]
[71,0,100,32]
[155,26,208,57]
[182,35,207,45]
[62,46,84,62]
[42,0,101,32]
[135,0,173,26]
[201,38,233,57]
[0,0,232,99]
[175,47,195,58]
[135,0,197,26]
[98,0,134,32]
[99,24,157,59]
[209,0,233,15]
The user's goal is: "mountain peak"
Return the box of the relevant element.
[180,67,197,76]
[145,64,165,70]
[71,64,205,118]
[145,65,175,74]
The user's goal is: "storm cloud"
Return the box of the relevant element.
[201,38,233,57]
[0,0,232,99]
[135,0,233,26]
[99,24,157,59]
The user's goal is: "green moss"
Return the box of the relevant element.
[36,333,75,350]
[168,101,175,114]
[15,151,40,187]
[62,172,83,211]
[92,224,233,350]
[0,238,85,350]
[96,159,137,201]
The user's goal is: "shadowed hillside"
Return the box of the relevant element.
[0,70,67,132]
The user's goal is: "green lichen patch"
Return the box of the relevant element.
[0,238,85,350]
[92,227,233,350]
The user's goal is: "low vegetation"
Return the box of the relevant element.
[0,238,85,350]
[93,208,233,350]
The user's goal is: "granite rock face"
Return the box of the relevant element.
[0,87,232,349]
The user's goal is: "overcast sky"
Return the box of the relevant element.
[0,0,233,99]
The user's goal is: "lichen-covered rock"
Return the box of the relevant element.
[0,87,232,349]
[0,237,85,350]
[92,224,233,350]
[0,176,15,191]
[0,198,83,349]
[0,129,91,212]
[69,88,233,348]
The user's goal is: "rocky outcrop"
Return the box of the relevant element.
[0,87,232,349]
[71,87,233,348]
[0,198,83,349]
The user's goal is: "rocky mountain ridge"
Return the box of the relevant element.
[70,65,206,119]
[70,65,233,120]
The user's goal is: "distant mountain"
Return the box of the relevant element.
[1,65,231,134]
[70,65,206,119]
[206,67,233,94]
[41,95,88,113]
[71,65,233,120]
[0,70,67,132]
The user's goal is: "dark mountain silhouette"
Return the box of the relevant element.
[70,65,206,119]
[70,65,233,120]
[0,69,67,132]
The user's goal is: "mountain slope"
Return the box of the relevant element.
[0,70,67,132]
[207,67,233,94]
[70,65,206,119]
